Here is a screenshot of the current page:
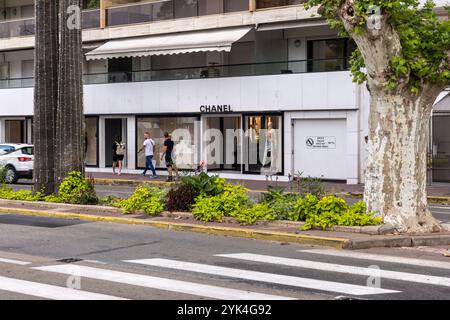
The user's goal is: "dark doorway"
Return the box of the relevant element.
[5,120,25,143]
[108,57,132,83]
[105,119,122,167]
[432,115,450,182]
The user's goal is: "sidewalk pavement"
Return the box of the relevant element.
[0,199,449,250]
[88,172,450,198]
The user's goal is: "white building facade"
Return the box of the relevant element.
[0,0,447,184]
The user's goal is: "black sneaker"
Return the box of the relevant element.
[166,177,173,182]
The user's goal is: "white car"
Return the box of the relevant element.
[0,143,34,184]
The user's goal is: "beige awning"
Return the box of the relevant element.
[256,19,327,32]
[85,27,253,61]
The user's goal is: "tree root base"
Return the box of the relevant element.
[384,212,444,234]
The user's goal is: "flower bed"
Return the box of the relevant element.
[0,172,383,231]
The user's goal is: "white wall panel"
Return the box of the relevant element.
[0,72,358,117]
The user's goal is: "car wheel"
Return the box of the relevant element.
[4,167,18,184]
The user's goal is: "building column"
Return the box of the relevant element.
[126,116,136,170]
[99,117,105,168]
[100,0,107,29]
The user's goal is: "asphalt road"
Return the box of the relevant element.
[0,213,450,300]
[10,182,450,224]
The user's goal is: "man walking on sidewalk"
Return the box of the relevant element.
[160,132,177,182]
[138,132,157,178]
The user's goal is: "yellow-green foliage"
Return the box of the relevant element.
[114,186,167,215]
[0,186,43,201]
[192,184,252,222]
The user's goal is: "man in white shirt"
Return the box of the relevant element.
[138,132,157,178]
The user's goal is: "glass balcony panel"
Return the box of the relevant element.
[198,0,223,15]
[0,22,10,38]
[82,9,100,29]
[152,1,174,21]
[2,59,350,89]
[256,0,304,9]
[107,7,130,26]
[128,3,152,24]
[174,0,198,19]
[224,0,249,13]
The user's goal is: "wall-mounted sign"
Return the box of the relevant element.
[200,105,232,113]
[306,136,336,149]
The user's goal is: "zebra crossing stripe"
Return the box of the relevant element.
[217,253,450,288]
[125,258,399,296]
[0,258,31,265]
[34,264,293,300]
[0,275,126,300]
[299,249,450,270]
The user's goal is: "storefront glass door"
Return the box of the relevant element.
[204,115,242,171]
[104,118,124,167]
[244,114,283,175]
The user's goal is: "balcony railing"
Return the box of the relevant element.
[0,10,100,39]
[0,58,350,89]
[106,0,249,27]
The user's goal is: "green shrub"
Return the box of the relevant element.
[58,172,98,205]
[263,186,298,220]
[191,184,252,222]
[0,186,43,201]
[192,195,224,222]
[230,202,276,225]
[302,195,348,230]
[301,197,382,230]
[114,186,167,215]
[99,195,121,206]
[290,171,325,198]
[43,194,63,203]
[221,184,252,217]
[181,172,225,196]
[0,166,8,185]
[290,193,319,221]
[337,201,383,226]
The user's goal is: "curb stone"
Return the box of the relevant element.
[0,206,350,249]
[2,205,450,249]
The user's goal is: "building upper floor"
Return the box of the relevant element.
[0,25,356,88]
[0,0,314,47]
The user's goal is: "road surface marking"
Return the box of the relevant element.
[83,260,108,265]
[34,264,292,300]
[0,275,126,300]
[217,253,450,287]
[299,249,450,270]
[0,258,31,265]
[429,206,450,210]
[125,258,399,296]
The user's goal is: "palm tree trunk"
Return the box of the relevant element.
[56,0,85,185]
[33,0,59,194]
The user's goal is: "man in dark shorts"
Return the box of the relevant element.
[161,132,175,182]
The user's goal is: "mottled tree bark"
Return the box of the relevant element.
[364,88,442,233]
[56,0,85,185]
[336,0,444,232]
[33,0,59,194]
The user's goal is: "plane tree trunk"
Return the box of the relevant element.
[33,0,59,194]
[364,88,442,232]
[56,0,85,185]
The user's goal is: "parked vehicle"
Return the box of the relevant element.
[0,144,34,184]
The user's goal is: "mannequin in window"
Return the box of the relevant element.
[262,121,273,170]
